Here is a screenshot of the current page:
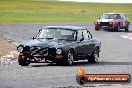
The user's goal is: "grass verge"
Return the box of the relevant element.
[0,0,132,22]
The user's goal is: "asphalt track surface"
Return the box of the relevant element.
[0,22,132,88]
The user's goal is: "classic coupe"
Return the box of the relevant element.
[17,26,101,66]
[94,13,129,32]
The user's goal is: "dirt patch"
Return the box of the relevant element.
[0,37,16,57]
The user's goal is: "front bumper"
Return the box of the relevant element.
[95,22,118,30]
[95,25,117,29]
[18,52,64,63]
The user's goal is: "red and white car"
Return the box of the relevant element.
[94,13,129,32]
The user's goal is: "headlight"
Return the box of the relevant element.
[95,21,100,25]
[17,46,23,52]
[56,49,62,54]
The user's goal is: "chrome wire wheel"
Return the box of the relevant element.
[94,49,99,62]
[67,51,74,65]
[89,48,99,63]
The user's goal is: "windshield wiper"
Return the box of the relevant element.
[45,38,54,39]
[38,38,54,40]
[58,38,74,41]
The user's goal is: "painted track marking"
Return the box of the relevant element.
[120,33,132,40]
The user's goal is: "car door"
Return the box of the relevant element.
[123,14,129,27]
[120,14,128,28]
[74,30,86,57]
[82,30,95,56]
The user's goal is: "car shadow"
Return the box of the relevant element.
[30,63,58,67]
[30,61,132,67]
[73,61,132,66]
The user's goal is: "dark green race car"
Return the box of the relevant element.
[17,26,101,66]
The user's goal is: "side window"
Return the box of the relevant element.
[82,30,92,39]
[82,30,88,39]
[77,30,84,41]
[121,14,126,19]
[116,14,121,19]
[87,31,92,39]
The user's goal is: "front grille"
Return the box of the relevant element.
[30,46,48,56]
[101,22,109,26]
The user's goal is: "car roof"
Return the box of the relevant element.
[43,26,87,31]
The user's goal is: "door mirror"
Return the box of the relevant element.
[31,36,36,40]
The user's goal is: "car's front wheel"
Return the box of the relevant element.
[66,50,74,65]
[88,48,99,63]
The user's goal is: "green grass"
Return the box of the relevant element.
[0,0,132,22]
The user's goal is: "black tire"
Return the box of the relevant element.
[125,22,129,32]
[95,28,99,31]
[115,24,120,32]
[18,59,30,66]
[66,50,74,66]
[88,48,99,63]
[125,26,129,32]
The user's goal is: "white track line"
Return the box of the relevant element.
[120,33,132,40]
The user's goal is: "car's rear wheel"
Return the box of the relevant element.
[115,24,120,32]
[95,28,99,31]
[18,58,30,66]
[125,25,129,32]
[88,48,99,63]
[66,50,74,66]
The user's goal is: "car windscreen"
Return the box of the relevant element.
[102,14,121,19]
[38,28,76,41]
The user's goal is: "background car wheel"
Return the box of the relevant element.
[115,25,120,32]
[125,22,129,32]
[95,28,99,31]
[125,26,129,32]
[18,59,30,66]
[66,50,74,66]
[88,48,99,63]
